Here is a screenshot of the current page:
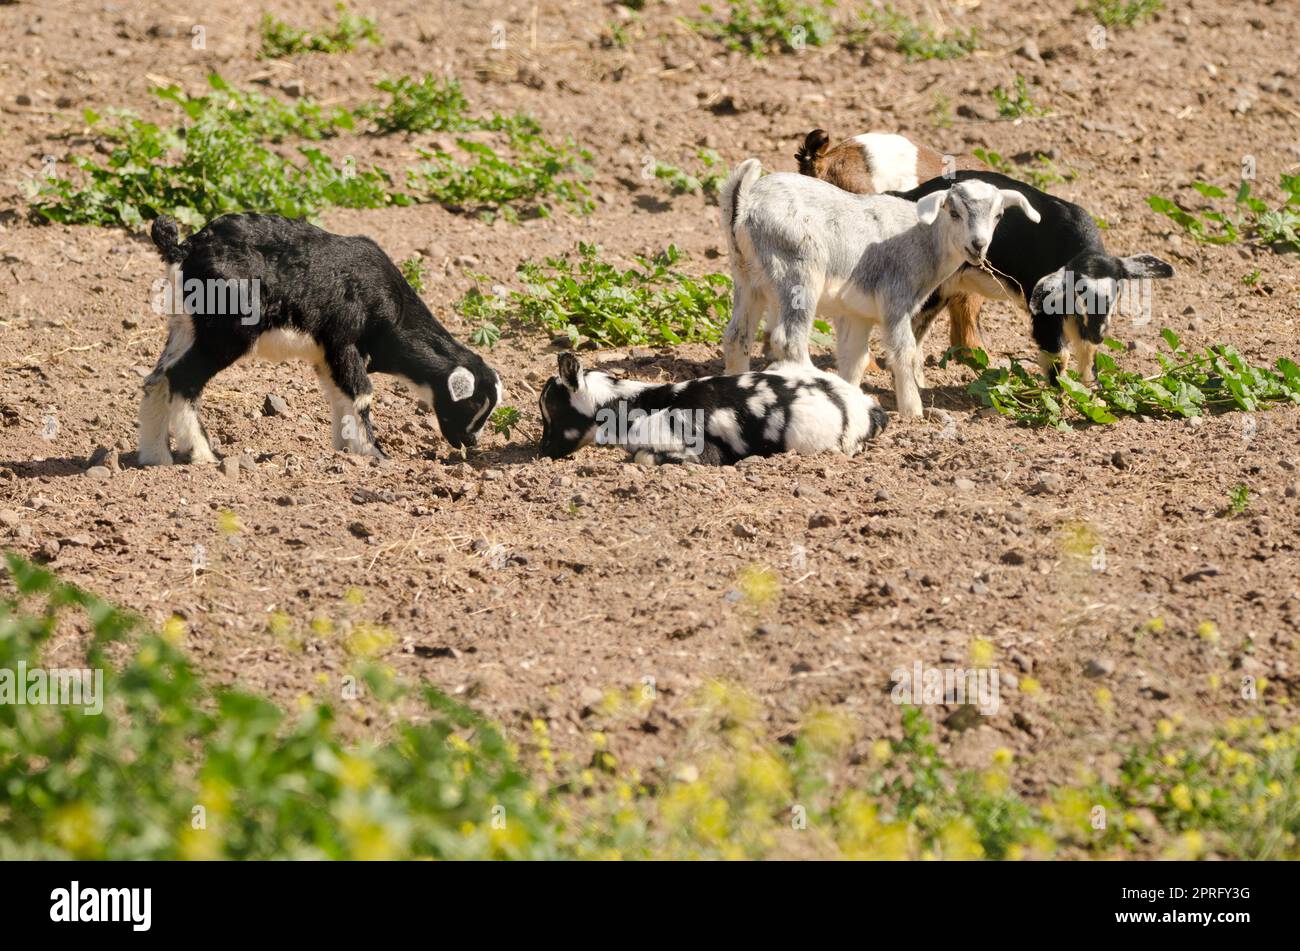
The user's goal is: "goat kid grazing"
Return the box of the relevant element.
[720,158,1039,418]
[139,214,501,465]
[539,353,888,465]
[796,129,989,356]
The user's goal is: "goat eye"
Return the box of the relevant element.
[949,207,959,219]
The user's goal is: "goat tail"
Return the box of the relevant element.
[150,216,188,264]
[720,158,762,256]
[795,129,832,177]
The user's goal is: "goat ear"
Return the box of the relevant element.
[447,365,476,402]
[999,189,1041,223]
[1119,254,1175,279]
[557,352,583,389]
[1030,268,1068,316]
[914,189,948,226]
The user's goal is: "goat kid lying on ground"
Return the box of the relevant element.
[721,158,1039,418]
[139,214,501,465]
[893,171,1176,384]
[538,353,888,465]
[796,129,989,357]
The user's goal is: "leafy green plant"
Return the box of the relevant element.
[0,554,556,859]
[4,555,1298,860]
[400,256,427,294]
[943,331,1300,429]
[1147,175,1300,253]
[406,133,594,222]
[991,75,1044,119]
[653,148,730,201]
[697,0,837,55]
[458,243,732,349]
[1087,0,1163,29]
[260,3,382,58]
[29,105,403,228]
[27,73,588,228]
[490,406,523,439]
[1228,484,1251,515]
[859,4,979,61]
[360,75,533,136]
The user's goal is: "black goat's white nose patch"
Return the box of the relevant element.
[448,366,476,401]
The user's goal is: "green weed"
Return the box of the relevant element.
[943,331,1300,430]
[1087,0,1164,29]
[697,0,837,55]
[260,3,382,58]
[457,243,732,349]
[859,4,979,61]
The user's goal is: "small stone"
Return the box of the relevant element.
[873,489,891,503]
[953,477,976,492]
[38,539,60,561]
[1285,481,1299,499]
[1029,474,1063,496]
[0,509,20,528]
[238,453,258,474]
[571,494,590,507]
[808,513,837,529]
[85,466,111,482]
[221,457,240,481]
[1111,449,1131,469]
[61,534,94,548]
[1084,657,1115,678]
[551,475,573,488]
[262,394,290,416]
[733,522,757,539]
[1000,549,1027,566]
[281,79,306,99]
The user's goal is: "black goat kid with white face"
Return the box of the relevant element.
[539,353,888,466]
[139,214,500,465]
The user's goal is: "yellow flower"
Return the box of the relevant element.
[1143,616,1166,634]
[939,817,984,860]
[161,615,187,645]
[338,753,376,790]
[970,637,996,667]
[178,825,221,861]
[992,747,1014,767]
[1019,676,1042,696]
[1196,620,1220,643]
[1156,719,1175,740]
[735,564,780,611]
[51,802,100,858]
[1170,784,1193,812]
[871,739,893,763]
[1094,687,1113,713]
[267,611,293,638]
[216,510,241,535]
[345,621,395,659]
[343,587,365,607]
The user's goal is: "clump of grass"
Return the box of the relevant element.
[990,75,1045,119]
[697,0,837,55]
[653,148,730,201]
[260,3,381,58]
[943,331,1300,430]
[457,243,732,349]
[1148,174,1300,254]
[1087,0,1163,29]
[859,3,979,61]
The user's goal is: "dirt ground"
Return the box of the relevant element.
[0,0,1298,796]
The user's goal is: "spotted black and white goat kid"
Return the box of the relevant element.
[539,353,888,465]
[139,214,500,465]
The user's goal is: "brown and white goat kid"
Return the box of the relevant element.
[796,130,989,356]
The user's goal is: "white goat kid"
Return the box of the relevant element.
[720,159,1040,418]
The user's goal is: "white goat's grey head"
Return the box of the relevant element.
[915,180,1041,264]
